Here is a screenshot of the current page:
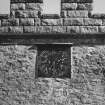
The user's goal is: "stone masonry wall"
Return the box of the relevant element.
[0,0,105,105]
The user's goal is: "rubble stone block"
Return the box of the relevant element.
[77,3,92,10]
[80,26,98,33]
[41,19,63,26]
[67,10,89,18]
[9,26,23,33]
[62,3,77,10]
[11,3,25,10]
[24,26,36,32]
[64,18,84,25]
[15,10,39,18]
[1,19,19,26]
[26,3,43,11]
[20,18,34,26]
[84,18,102,26]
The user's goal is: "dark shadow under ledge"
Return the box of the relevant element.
[0,33,105,45]
[40,14,61,19]
[0,14,9,19]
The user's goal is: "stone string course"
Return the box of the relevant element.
[0,0,105,105]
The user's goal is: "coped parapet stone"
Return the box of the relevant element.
[11,0,43,3]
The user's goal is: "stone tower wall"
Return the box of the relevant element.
[0,0,105,105]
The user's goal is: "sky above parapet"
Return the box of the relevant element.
[92,0,105,13]
[0,0,10,14]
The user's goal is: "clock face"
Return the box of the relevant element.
[37,44,71,78]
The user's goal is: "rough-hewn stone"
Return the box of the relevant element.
[61,10,67,18]
[0,45,36,105]
[72,46,105,104]
[64,18,84,25]
[1,19,19,26]
[15,10,39,18]
[24,26,36,32]
[19,18,34,26]
[9,26,23,33]
[10,10,15,18]
[67,26,80,33]
[0,20,1,26]
[84,18,102,26]
[24,26,53,33]
[41,19,63,26]
[0,0,105,105]
[36,26,53,33]
[0,27,9,33]
[62,3,77,10]
[80,26,98,33]
[34,18,40,26]
[77,3,93,10]
[98,26,105,33]
[102,19,105,25]
[10,3,25,10]
[67,10,89,18]
[52,26,67,33]
[26,3,43,11]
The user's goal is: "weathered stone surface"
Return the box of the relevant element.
[25,26,53,33]
[24,26,36,32]
[35,78,70,105]
[1,19,19,26]
[71,46,105,104]
[0,0,105,105]
[77,3,93,10]
[99,26,105,33]
[80,26,98,33]
[67,26,80,33]
[15,10,39,18]
[52,26,67,33]
[34,18,40,26]
[26,3,43,11]
[41,19,63,26]
[64,18,84,25]
[20,18,34,26]
[10,10,15,18]
[62,3,77,10]
[72,46,105,90]
[0,44,105,105]
[10,3,25,10]
[67,10,89,18]
[61,10,67,18]
[84,18,102,26]
[0,27,8,33]
[0,45,36,105]
[36,26,53,33]
[0,20,1,26]
[9,26,23,33]
[102,19,105,25]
